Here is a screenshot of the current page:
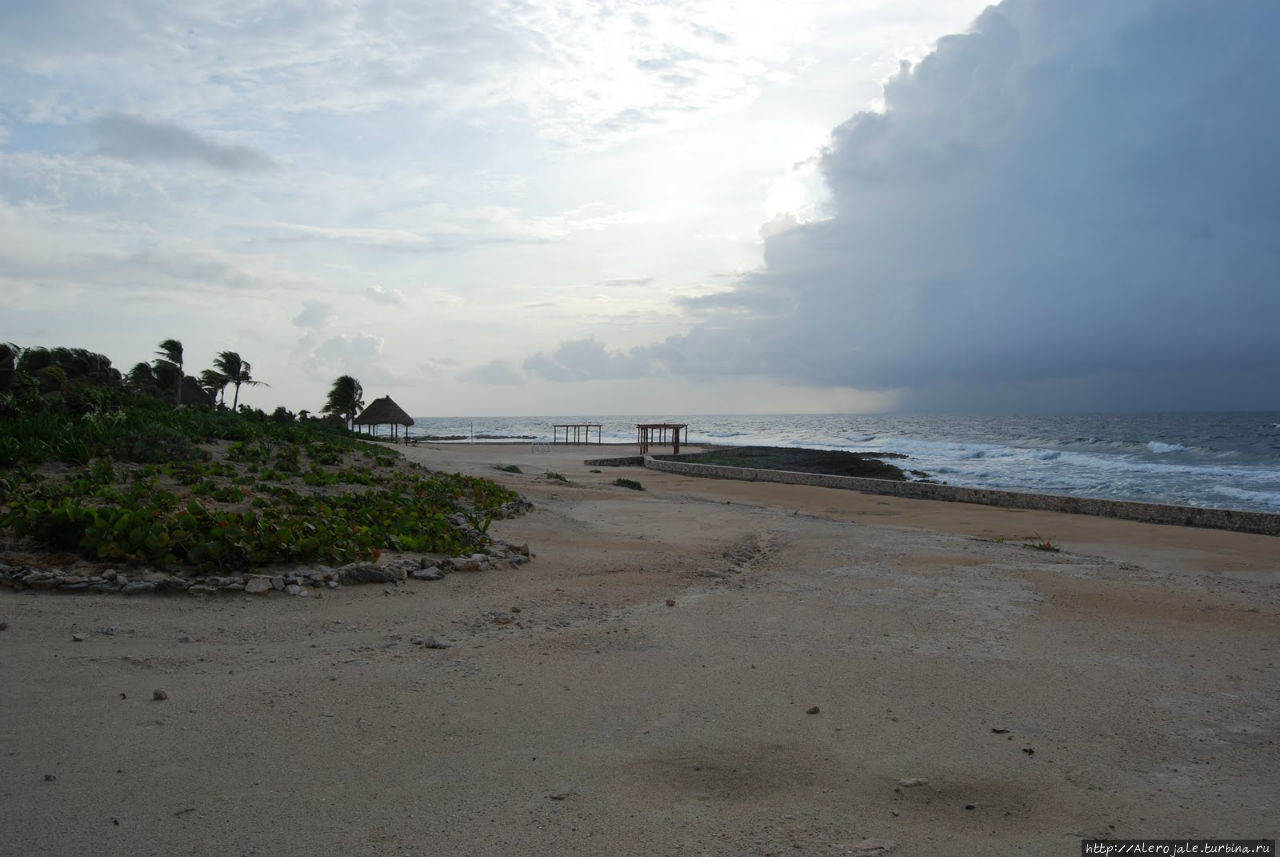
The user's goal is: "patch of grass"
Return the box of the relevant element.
[545,471,568,483]
[1027,536,1060,552]
[589,469,601,473]
[613,477,644,491]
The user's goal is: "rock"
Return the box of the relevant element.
[848,839,895,856]
[71,632,88,642]
[411,567,445,581]
[120,582,156,595]
[0,621,8,631]
[43,774,56,782]
[270,576,286,591]
[244,577,272,594]
[152,689,168,701]
[337,563,403,585]
[806,706,821,715]
[284,584,307,597]
[57,582,90,592]
[665,599,676,607]
[450,557,483,572]
[897,777,928,788]
[410,635,450,649]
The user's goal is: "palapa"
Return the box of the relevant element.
[353,395,415,440]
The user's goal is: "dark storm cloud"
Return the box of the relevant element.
[92,113,275,172]
[647,0,1280,409]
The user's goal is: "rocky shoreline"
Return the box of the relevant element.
[0,536,533,597]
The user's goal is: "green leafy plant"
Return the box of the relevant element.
[613,478,644,491]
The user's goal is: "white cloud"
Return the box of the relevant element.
[293,300,335,330]
[364,285,406,306]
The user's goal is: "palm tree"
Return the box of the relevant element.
[198,368,229,405]
[323,375,364,429]
[154,339,184,404]
[213,351,266,410]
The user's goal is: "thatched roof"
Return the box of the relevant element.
[353,395,414,426]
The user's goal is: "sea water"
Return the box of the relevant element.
[404,412,1280,514]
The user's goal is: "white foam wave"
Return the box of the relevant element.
[1212,485,1280,507]
[1147,441,1187,454]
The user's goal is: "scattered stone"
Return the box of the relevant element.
[1022,747,1035,755]
[410,567,445,581]
[665,599,676,607]
[897,777,929,788]
[71,632,88,642]
[450,557,483,572]
[991,727,1010,734]
[0,621,7,630]
[120,581,156,595]
[153,689,168,701]
[806,706,821,715]
[410,635,450,649]
[44,774,56,782]
[965,803,976,811]
[101,626,120,636]
[244,577,272,594]
[338,563,403,585]
[284,584,307,597]
[848,840,895,857]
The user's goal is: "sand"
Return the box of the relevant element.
[2,442,1276,856]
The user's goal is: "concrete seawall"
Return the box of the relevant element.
[642,456,1280,537]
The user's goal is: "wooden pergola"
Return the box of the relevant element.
[552,423,602,445]
[636,423,687,454]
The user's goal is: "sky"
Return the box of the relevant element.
[2,0,1277,417]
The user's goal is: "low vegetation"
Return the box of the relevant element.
[0,340,523,573]
[613,478,644,491]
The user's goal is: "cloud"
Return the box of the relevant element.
[293,300,335,330]
[365,285,406,306]
[523,338,656,382]
[639,0,1280,410]
[463,360,525,386]
[91,113,275,172]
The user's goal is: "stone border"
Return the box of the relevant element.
[642,456,1280,537]
[583,456,646,467]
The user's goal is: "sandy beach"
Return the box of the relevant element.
[2,441,1277,856]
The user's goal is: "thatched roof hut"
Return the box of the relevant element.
[353,396,414,440]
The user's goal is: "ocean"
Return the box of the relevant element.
[402,412,1280,515]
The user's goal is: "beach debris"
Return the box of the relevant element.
[848,840,896,857]
[44,774,56,782]
[806,706,821,715]
[71,631,87,642]
[1022,747,1035,755]
[896,777,929,788]
[991,727,1010,734]
[665,599,676,607]
[410,634,450,649]
[152,689,168,701]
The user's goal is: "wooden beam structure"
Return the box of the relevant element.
[636,423,688,455]
[552,423,602,445]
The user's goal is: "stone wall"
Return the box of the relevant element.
[584,456,647,467]
[643,456,1280,537]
